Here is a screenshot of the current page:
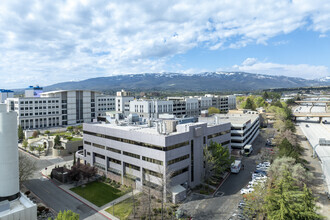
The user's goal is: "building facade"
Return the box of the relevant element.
[77,120,231,195]
[6,90,116,130]
[199,111,260,149]
[0,89,14,103]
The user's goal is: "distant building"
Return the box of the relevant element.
[25,86,43,98]
[6,90,115,129]
[0,89,14,103]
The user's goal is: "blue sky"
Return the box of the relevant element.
[0,0,330,89]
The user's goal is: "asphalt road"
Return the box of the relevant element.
[180,129,269,219]
[24,177,107,219]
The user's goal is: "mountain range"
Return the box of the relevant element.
[43,72,329,92]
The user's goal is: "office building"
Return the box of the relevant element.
[0,104,37,220]
[199,110,259,149]
[76,118,231,202]
[25,86,43,98]
[129,100,174,118]
[6,90,115,130]
[0,89,14,103]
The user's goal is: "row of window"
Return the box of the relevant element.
[20,106,59,110]
[143,168,162,178]
[123,151,140,159]
[20,111,59,116]
[20,100,59,104]
[207,130,230,139]
[168,154,190,165]
[83,130,189,151]
[142,156,163,165]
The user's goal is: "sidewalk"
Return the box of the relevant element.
[41,164,140,220]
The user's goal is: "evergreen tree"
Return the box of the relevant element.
[18,125,24,140]
[54,135,61,147]
[52,210,79,220]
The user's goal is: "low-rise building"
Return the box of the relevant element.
[76,118,231,202]
[199,111,259,149]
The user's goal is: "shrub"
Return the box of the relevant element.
[25,191,30,195]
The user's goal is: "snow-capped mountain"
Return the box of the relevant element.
[44,72,329,92]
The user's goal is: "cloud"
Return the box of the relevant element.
[0,0,330,88]
[232,58,329,79]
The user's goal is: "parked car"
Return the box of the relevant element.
[305,124,309,127]
[243,144,253,156]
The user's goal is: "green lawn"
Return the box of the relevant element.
[106,196,139,220]
[69,137,82,142]
[71,182,128,207]
[50,132,72,136]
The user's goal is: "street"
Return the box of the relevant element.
[22,152,109,219]
[179,129,269,219]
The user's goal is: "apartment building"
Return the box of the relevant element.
[6,89,116,129]
[0,89,14,103]
[199,110,260,149]
[76,119,231,202]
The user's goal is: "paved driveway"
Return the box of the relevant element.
[25,178,108,219]
[179,129,268,219]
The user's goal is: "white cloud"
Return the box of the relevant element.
[232,58,329,79]
[0,0,330,88]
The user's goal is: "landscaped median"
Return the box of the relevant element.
[70,181,131,207]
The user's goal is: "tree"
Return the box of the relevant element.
[254,96,267,108]
[54,135,61,147]
[32,131,39,138]
[265,171,322,220]
[19,152,37,186]
[52,210,79,220]
[203,145,216,186]
[243,181,267,219]
[208,141,235,176]
[208,107,220,114]
[156,166,174,220]
[29,144,35,152]
[67,126,74,132]
[277,138,303,162]
[36,145,44,156]
[18,125,24,140]
[262,91,269,100]
[268,157,312,188]
[22,140,28,150]
[45,130,50,135]
[241,97,256,110]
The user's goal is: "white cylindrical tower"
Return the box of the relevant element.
[0,104,20,201]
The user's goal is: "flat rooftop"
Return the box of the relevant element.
[87,121,227,136]
[200,113,259,126]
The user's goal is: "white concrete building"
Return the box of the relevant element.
[0,89,14,103]
[25,86,43,98]
[199,111,259,149]
[76,119,231,202]
[0,104,37,220]
[6,90,116,129]
[116,96,134,115]
[129,100,174,118]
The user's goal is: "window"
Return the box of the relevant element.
[84,141,91,145]
[83,130,188,151]
[168,154,189,165]
[93,143,105,150]
[106,147,121,154]
[207,130,230,139]
[143,168,162,178]
[123,151,140,159]
[125,163,140,171]
[95,153,105,159]
[171,167,188,178]
[109,157,121,165]
[191,140,194,182]
[142,156,163,165]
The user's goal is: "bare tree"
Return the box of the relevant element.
[142,173,152,220]
[157,166,174,220]
[19,152,37,186]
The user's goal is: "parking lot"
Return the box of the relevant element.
[179,128,271,219]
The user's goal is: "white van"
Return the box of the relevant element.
[244,144,253,156]
[231,160,242,173]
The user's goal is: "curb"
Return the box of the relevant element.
[212,172,230,197]
[40,172,113,220]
